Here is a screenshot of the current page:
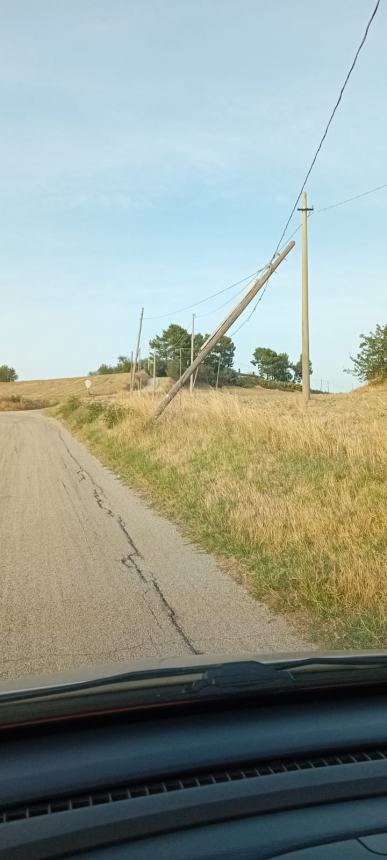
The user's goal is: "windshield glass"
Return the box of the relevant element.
[0,0,385,691]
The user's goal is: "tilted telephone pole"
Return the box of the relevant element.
[154,240,295,420]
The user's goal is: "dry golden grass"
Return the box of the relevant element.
[0,396,51,412]
[0,372,174,408]
[59,383,387,647]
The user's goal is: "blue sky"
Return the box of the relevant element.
[0,0,385,390]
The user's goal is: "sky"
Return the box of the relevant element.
[0,0,385,391]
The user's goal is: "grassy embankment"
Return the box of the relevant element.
[55,384,387,649]
[0,372,133,408]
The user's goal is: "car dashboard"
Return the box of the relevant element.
[2,689,387,858]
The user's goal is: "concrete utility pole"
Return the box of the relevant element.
[216,354,221,389]
[131,307,144,392]
[297,192,313,405]
[154,240,295,420]
[190,313,195,394]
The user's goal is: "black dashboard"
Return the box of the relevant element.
[3,689,387,858]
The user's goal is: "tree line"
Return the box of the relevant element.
[2,323,385,387]
[251,347,312,383]
[90,321,387,387]
[149,325,236,384]
[90,324,313,386]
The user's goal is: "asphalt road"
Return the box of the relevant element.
[0,411,305,681]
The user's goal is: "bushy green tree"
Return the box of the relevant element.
[149,326,236,384]
[116,355,132,373]
[251,347,292,382]
[348,324,387,382]
[0,365,18,382]
[89,356,132,375]
[149,325,191,380]
[195,334,236,385]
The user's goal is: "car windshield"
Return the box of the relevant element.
[0,0,386,694]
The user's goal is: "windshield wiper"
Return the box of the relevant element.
[1,654,387,729]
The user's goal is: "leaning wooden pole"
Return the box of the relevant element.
[154,240,295,420]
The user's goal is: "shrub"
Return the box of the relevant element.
[73,406,90,427]
[349,323,387,382]
[61,396,81,416]
[103,404,126,428]
[21,398,52,409]
[0,395,52,412]
[84,400,105,422]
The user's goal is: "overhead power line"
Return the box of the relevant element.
[147,177,387,343]
[273,0,381,257]
[231,1,381,339]
[195,282,253,319]
[230,178,387,340]
[229,282,270,338]
[145,170,385,328]
[145,1,381,339]
[274,180,387,254]
[314,182,387,215]
[143,266,267,321]
[143,2,380,338]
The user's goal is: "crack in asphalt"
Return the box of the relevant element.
[58,428,198,655]
[150,577,198,653]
